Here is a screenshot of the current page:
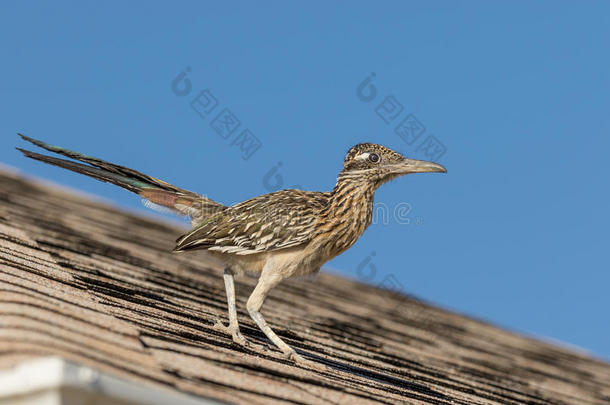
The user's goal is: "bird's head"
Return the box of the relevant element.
[338,143,446,187]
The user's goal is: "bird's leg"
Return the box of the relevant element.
[247,272,297,357]
[247,269,325,370]
[214,267,248,346]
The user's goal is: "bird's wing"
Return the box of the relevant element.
[17,134,226,225]
[174,189,331,254]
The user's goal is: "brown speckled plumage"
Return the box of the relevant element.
[18,136,446,369]
[175,189,331,254]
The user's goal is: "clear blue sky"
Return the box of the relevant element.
[1,1,608,359]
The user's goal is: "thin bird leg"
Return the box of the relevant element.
[246,269,325,371]
[246,271,296,355]
[214,267,248,346]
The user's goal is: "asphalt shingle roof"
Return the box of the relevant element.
[1,169,609,404]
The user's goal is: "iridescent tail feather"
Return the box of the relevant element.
[17,134,225,224]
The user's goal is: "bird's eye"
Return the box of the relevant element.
[368,153,380,163]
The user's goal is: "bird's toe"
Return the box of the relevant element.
[287,350,328,372]
[212,319,230,334]
[231,331,249,347]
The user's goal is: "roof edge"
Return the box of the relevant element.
[0,357,224,405]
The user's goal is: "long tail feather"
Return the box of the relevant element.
[17,134,226,224]
[17,147,151,193]
[19,133,187,194]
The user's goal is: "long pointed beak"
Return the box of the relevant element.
[393,158,447,174]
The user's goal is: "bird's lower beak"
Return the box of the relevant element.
[394,158,447,174]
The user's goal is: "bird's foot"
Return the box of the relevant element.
[213,320,250,347]
[212,319,230,333]
[285,349,329,372]
[231,330,248,346]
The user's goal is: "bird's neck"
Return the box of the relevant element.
[329,175,377,204]
[329,173,379,211]
[310,175,377,261]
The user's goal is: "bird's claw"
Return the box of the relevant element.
[212,319,230,333]
[231,330,249,347]
[213,320,250,348]
[286,349,328,371]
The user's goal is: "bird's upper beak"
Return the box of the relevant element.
[391,158,447,175]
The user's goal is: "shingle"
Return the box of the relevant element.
[1,170,609,405]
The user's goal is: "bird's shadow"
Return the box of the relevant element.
[296,349,450,401]
[238,323,450,400]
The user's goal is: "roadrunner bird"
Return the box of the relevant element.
[17,134,446,368]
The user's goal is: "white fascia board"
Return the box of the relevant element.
[0,357,225,405]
